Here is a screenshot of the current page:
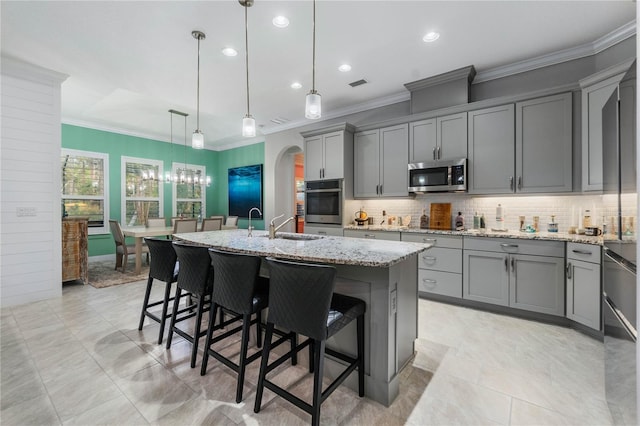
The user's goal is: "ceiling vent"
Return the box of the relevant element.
[270,117,290,125]
[349,79,368,87]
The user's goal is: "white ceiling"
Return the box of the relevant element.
[1,1,636,150]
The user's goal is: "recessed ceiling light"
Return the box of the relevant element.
[423,31,440,43]
[222,47,238,57]
[273,16,289,28]
[291,82,302,89]
[338,64,352,72]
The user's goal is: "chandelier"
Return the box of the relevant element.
[143,109,210,186]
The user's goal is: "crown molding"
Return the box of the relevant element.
[404,65,476,92]
[211,136,264,152]
[474,20,636,83]
[261,91,410,136]
[62,118,171,144]
[1,55,68,84]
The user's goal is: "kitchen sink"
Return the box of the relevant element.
[269,233,325,241]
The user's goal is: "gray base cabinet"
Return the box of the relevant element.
[566,243,601,330]
[402,234,462,298]
[344,229,400,241]
[304,224,344,237]
[463,237,565,316]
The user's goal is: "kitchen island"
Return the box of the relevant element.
[174,229,430,406]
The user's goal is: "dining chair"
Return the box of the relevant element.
[173,218,198,234]
[200,217,222,232]
[146,217,166,227]
[254,258,365,426]
[225,216,239,226]
[109,219,149,272]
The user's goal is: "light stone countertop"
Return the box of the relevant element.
[173,229,430,267]
[343,224,605,245]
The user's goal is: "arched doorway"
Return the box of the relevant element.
[273,146,303,233]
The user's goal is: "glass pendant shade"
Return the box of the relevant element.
[192,130,204,149]
[242,115,256,137]
[305,91,322,119]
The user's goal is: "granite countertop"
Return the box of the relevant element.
[173,229,430,267]
[343,224,605,245]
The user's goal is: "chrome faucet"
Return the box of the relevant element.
[248,207,262,237]
[269,214,296,239]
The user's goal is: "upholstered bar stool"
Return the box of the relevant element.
[138,237,179,344]
[166,242,213,368]
[254,258,366,426]
[201,249,271,403]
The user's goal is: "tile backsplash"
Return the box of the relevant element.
[345,193,636,233]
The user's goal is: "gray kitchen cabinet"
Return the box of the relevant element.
[354,124,408,198]
[579,60,633,191]
[302,124,355,182]
[409,112,467,163]
[515,92,572,193]
[566,242,601,330]
[304,224,344,237]
[467,104,515,194]
[463,237,565,315]
[402,233,463,298]
[343,229,400,241]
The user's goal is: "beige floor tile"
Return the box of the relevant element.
[63,394,148,425]
[510,398,582,426]
[0,393,61,426]
[152,396,236,426]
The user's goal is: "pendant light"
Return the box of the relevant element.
[191,30,205,149]
[240,0,256,137]
[168,109,211,187]
[305,0,321,119]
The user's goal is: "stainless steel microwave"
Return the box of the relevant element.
[408,158,467,193]
[305,179,343,225]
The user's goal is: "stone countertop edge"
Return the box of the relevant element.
[343,225,605,246]
[173,229,431,268]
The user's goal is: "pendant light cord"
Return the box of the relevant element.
[245,4,250,115]
[312,0,316,92]
[184,114,188,169]
[196,35,201,130]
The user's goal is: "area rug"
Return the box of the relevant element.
[88,260,149,288]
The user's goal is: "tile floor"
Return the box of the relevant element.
[1,279,612,425]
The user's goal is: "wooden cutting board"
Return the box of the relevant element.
[430,203,452,230]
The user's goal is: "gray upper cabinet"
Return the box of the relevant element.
[579,60,633,192]
[302,124,355,182]
[515,92,572,193]
[468,104,515,194]
[409,112,467,163]
[354,124,408,198]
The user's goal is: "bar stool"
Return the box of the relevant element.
[254,258,366,426]
[166,242,213,368]
[200,249,271,403]
[138,237,179,344]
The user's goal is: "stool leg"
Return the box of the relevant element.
[166,287,182,349]
[157,282,172,345]
[200,303,219,376]
[235,314,251,403]
[357,314,365,397]
[311,340,325,426]
[138,276,153,331]
[255,309,263,348]
[191,295,206,368]
[309,339,315,373]
[254,322,275,414]
[291,332,298,366]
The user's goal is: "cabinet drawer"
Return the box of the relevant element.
[419,247,462,273]
[401,233,462,249]
[418,270,462,298]
[343,230,401,241]
[567,242,601,263]
[464,237,564,257]
[305,225,344,237]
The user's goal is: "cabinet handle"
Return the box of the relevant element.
[437,146,441,160]
[422,278,437,289]
[510,176,514,190]
[511,257,516,275]
[380,184,383,195]
[500,243,519,249]
[518,176,522,190]
[432,147,436,160]
[364,234,376,239]
[504,257,509,271]
[322,168,325,178]
[572,249,593,255]
[317,231,327,235]
[319,169,322,179]
[423,238,437,244]
[566,262,572,279]
[422,255,437,263]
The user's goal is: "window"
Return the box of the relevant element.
[122,156,164,226]
[61,149,109,234]
[173,163,206,220]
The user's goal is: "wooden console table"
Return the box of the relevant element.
[62,217,88,284]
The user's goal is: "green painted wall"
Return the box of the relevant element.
[62,124,265,256]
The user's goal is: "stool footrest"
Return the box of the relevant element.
[265,335,309,375]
